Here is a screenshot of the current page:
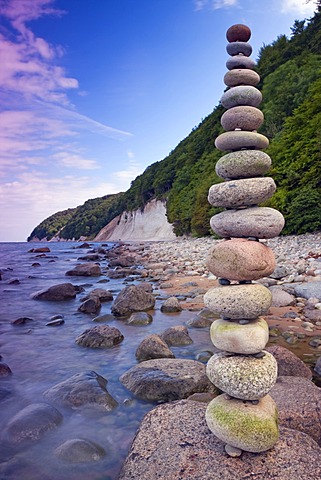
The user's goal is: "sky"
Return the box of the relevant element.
[0,0,318,242]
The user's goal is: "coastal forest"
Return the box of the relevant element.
[28,7,321,241]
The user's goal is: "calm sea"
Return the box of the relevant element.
[0,242,213,480]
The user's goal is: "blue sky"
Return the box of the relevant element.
[0,0,317,241]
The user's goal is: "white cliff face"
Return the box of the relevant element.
[94,199,176,242]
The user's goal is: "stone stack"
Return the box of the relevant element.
[204,24,284,455]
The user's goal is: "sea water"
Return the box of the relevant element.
[0,242,213,480]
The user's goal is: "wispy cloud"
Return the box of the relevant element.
[194,0,239,10]
[280,0,317,15]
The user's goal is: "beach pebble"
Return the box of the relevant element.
[224,69,260,87]
[215,131,269,151]
[221,106,264,131]
[208,177,276,208]
[220,86,262,109]
[215,150,271,179]
[226,24,251,42]
[210,207,284,239]
[206,351,277,400]
[226,41,252,57]
[269,286,296,307]
[206,239,275,281]
[204,284,272,319]
[210,317,269,354]
[205,394,278,452]
[226,55,256,70]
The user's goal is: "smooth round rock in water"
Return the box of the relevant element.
[215,150,271,179]
[226,42,252,57]
[204,284,272,319]
[210,317,269,354]
[208,177,276,208]
[221,86,262,109]
[224,69,260,87]
[215,131,269,151]
[206,239,276,281]
[206,351,278,400]
[210,207,285,239]
[205,394,279,452]
[221,106,264,131]
[226,24,251,42]
[226,55,256,70]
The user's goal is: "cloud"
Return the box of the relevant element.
[194,0,239,10]
[280,0,317,15]
[0,159,143,241]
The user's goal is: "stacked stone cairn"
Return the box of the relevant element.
[204,24,285,456]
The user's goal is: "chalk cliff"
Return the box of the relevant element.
[94,199,176,242]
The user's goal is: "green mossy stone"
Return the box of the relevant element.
[210,317,269,354]
[206,394,279,452]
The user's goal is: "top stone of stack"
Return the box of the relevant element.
[226,24,251,43]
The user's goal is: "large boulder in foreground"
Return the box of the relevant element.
[32,283,78,301]
[43,371,117,411]
[111,285,155,317]
[120,358,215,402]
[270,376,321,446]
[65,263,101,276]
[119,400,321,480]
[3,403,62,445]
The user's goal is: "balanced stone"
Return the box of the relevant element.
[204,284,272,319]
[226,24,251,42]
[208,177,276,208]
[210,317,269,354]
[205,394,279,452]
[210,207,285,239]
[215,131,269,151]
[221,86,262,109]
[206,351,278,400]
[221,106,264,131]
[226,55,256,70]
[224,69,260,87]
[206,239,275,281]
[215,150,271,179]
[226,42,252,57]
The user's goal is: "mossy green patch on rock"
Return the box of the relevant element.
[210,317,269,354]
[206,394,279,452]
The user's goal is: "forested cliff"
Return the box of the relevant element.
[28,8,321,241]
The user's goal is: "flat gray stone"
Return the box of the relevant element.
[294,281,321,300]
[221,106,264,131]
[215,150,271,180]
[221,85,262,109]
[210,207,284,239]
[43,371,118,411]
[224,68,260,87]
[204,284,272,319]
[269,286,296,307]
[226,55,256,70]
[120,358,215,402]
[208,178,276,208]
[226,41,252,56]
[119,400,321,480]
[215,131,269,151]
[206,351,278,400]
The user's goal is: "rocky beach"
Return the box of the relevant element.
[0,234,321,479]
